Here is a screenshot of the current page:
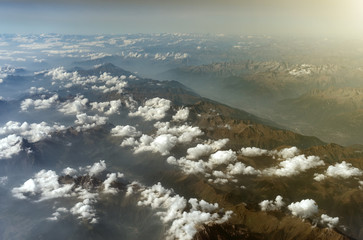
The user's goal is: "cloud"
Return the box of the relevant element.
[172,107,189,121]
[11,169,74,201]
[0,121,66,142]
[325,161,362,179]
[208,150,237,168]
[75,113,108,131]
[0,134,23,160]
[46,67,128,93]
[262,154,324,177]
[20,94,59,111]
[155,121,203,143]
[137,182,232,240]
[227,162,260,175]
[86,160,107,176]
[58,95,89,115]
[186,139,229,160]
[110,125,141,137]
[277,147,300,159]
[259,195,285,211]
[167,156,208,174]
[103,172,124,194]
[70,198,98,224]
[320,214,339,228]
[91,100,122,115]
[29,87,47,95]
[240,147,269,157]
[129,97,171,121]
[62,167,78,176]
[287,199,318,219]
[134,134,178,156]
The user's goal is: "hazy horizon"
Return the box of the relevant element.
[1,0,363,38]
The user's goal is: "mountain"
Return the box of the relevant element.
[160,61,363,145]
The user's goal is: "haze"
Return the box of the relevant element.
[1,0,363,37]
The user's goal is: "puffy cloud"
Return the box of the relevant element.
[0,134,23,160]
[129,97,171,121]
[313,173,326,181]
[103,172,124,194]
[62,167,78,176]
[121,137,138,147]
[134,134,178,156]
[86,160,107,176]
[326,161,362,179]
[227,162,260,175]
[91,100,121,115]
[320,214,339,228]
[20,94,59,111]
[186,139,229,160]
[47,207,69,221]
[259,195,285,211]
[75,113,108,131]
[167,156,208,174]
[262,154,324,177]
[58,95,88,115]
[11,170,74,201]
[287,199,318,219]
[46,68,127,93]
[277,147,300,159]
[240,147,269,157]
[137,182,232,240]
[70,198,98,224]
[0,121,66,142]
[208,150,237,168]
[29,87,47,95]
[110,125,141,138]
[172,107,189,121]
[155,121,203,143]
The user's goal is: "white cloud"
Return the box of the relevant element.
[29,87,47,95]
[110,125,141,138]
[103,172,124,194]
[320,214,339,228]
[277,147,300,159]
[313,173,326,181]
[259,195,285,211]
[262,155,324,177]
[227,162,260,175]
[20,94,59,111]
[134,134,178,156]
[86,160,107,176]
[326,161,362,179]
[62,167,78,176]
[0,134,23,160]
[137,182,232,240]
[91,100,122,115]
[172,108,189,121]
[0,121,66,142]
[240,147,269,157]
[186,139,229,160]
[208,150,237,168]
[75,113,108,131]
[11,170,74,201]
[167,156,208,174]
[129,97,171,121]
[58,95,89,115]
[70,198,98,224]
[287,199,318,219]
[155,122,203,143]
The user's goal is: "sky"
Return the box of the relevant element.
[0,0,363,37]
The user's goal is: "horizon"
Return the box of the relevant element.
[1,0,363,38]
